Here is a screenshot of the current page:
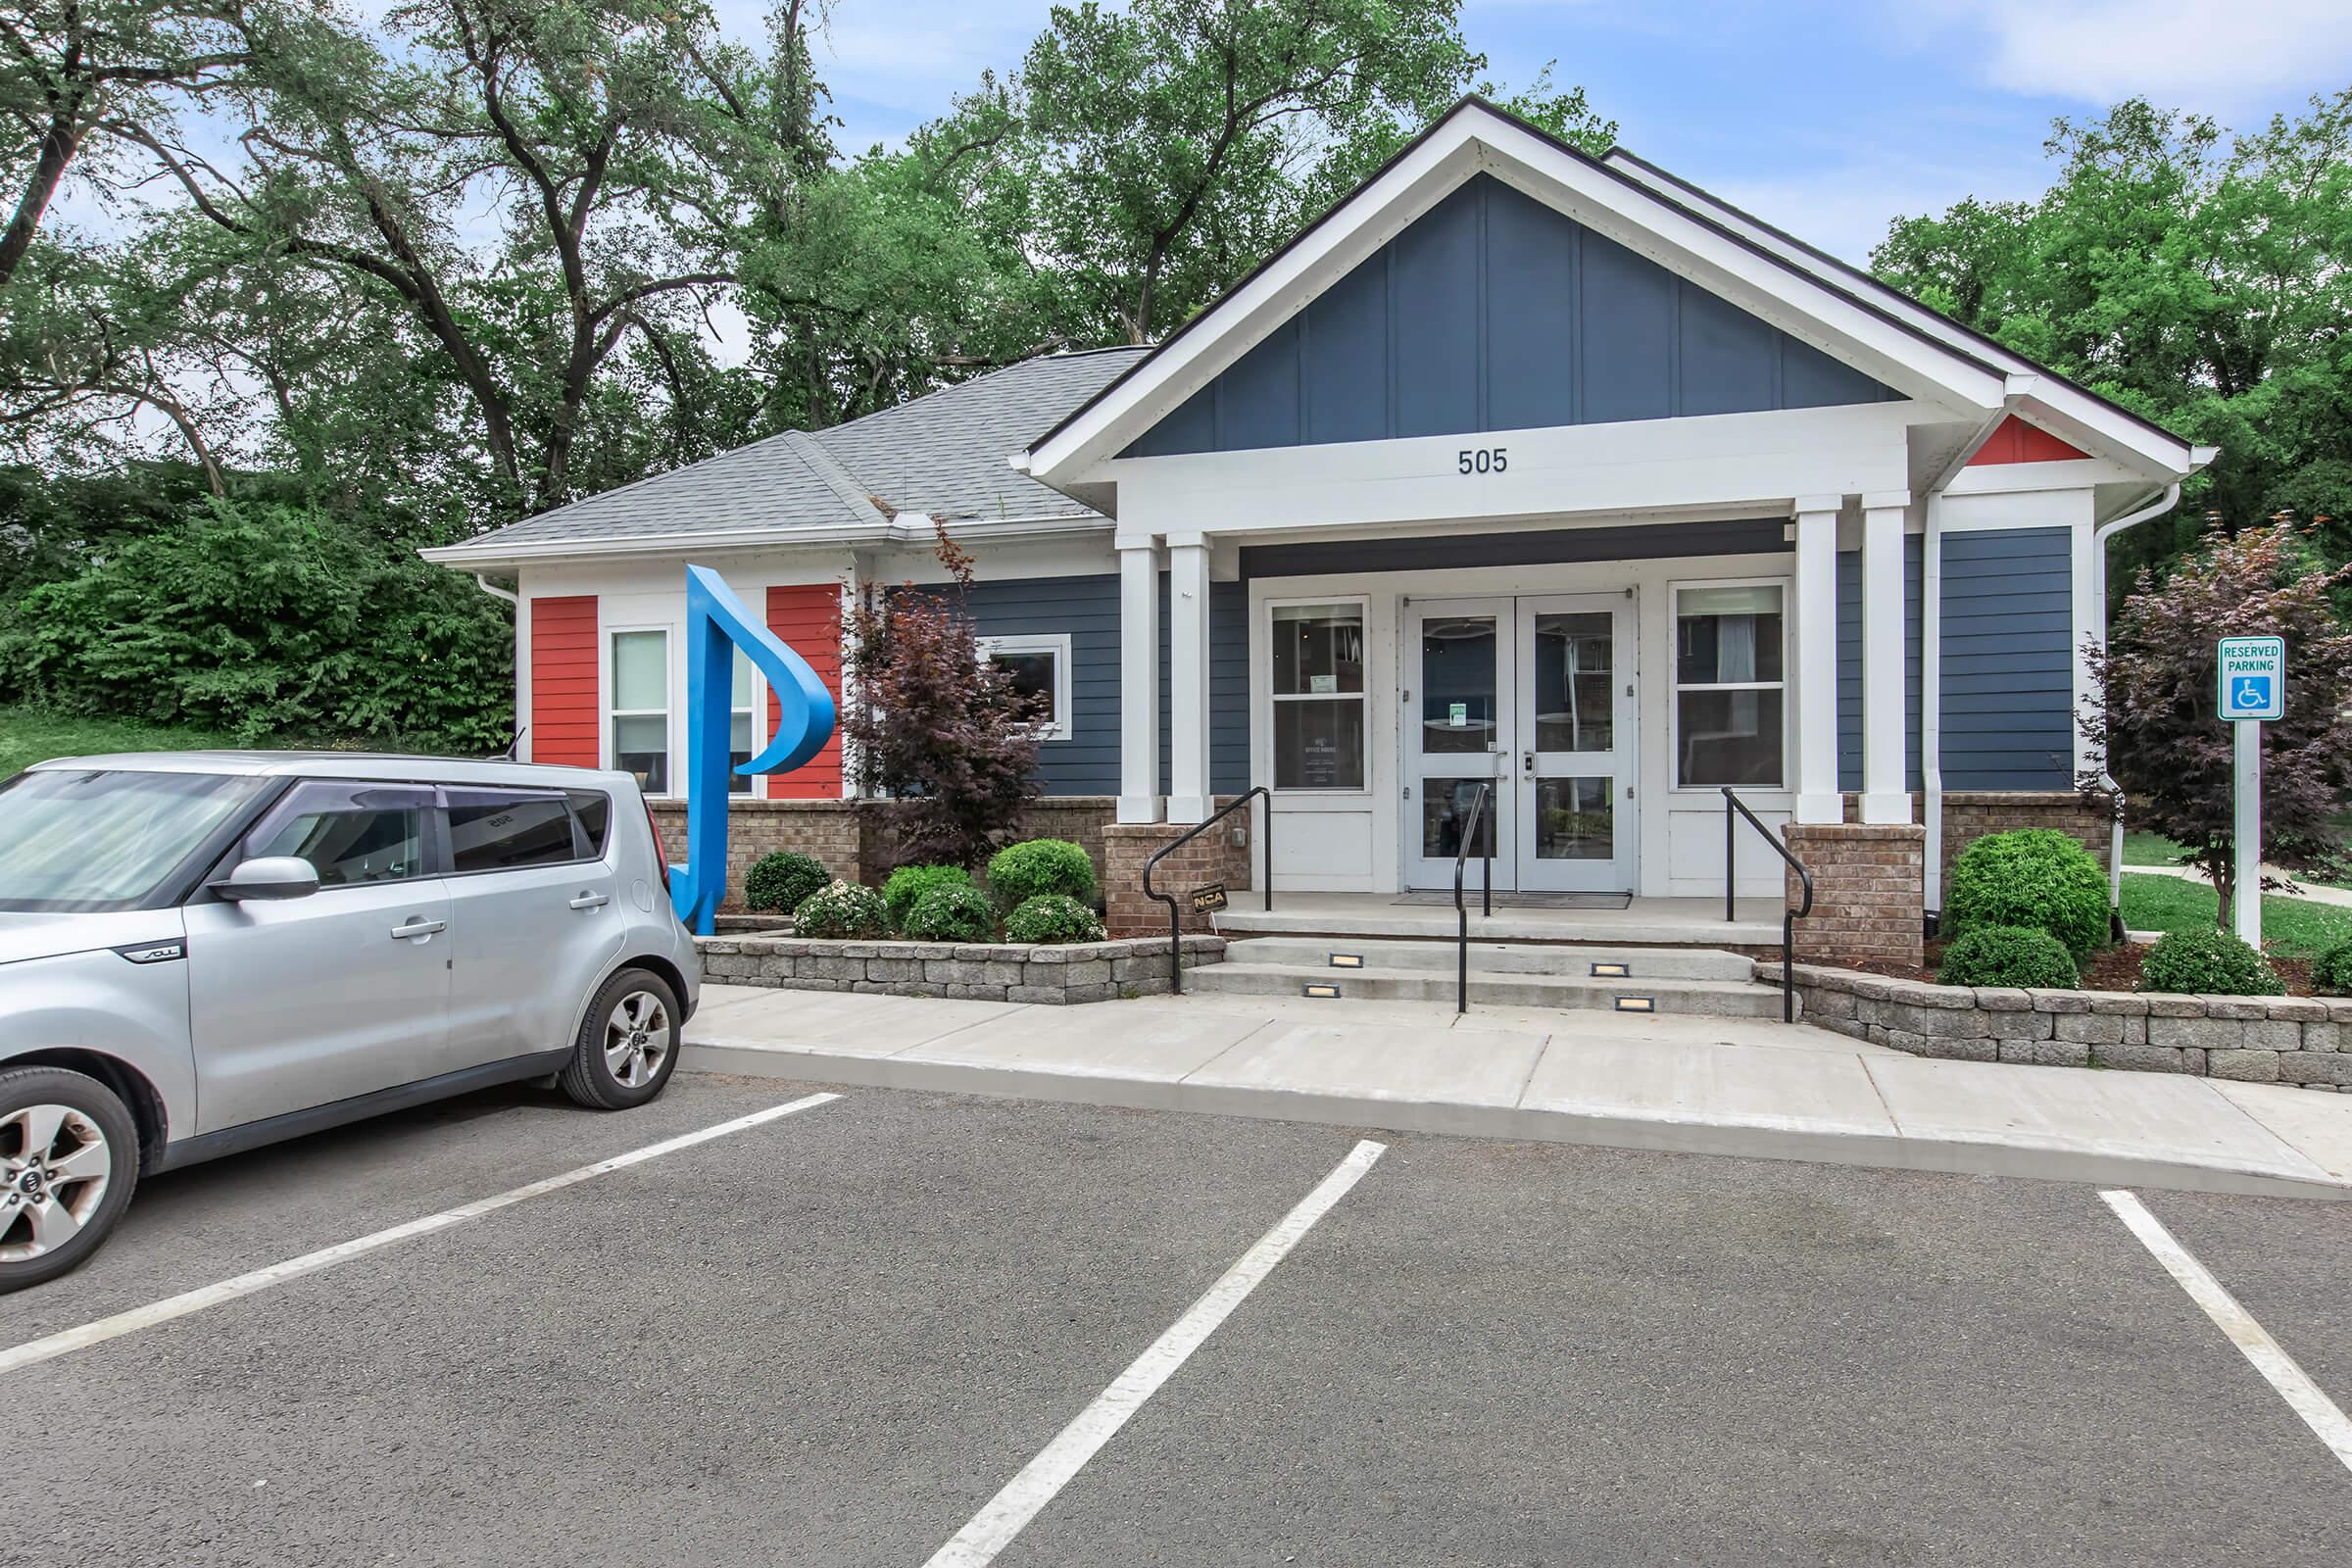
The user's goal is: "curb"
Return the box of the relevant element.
[680,1039,2351,1202]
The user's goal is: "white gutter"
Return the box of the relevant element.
[466,572,517,606]
[2089,481,2181,909]
[416,511,1115,572]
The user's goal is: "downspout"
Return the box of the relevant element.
[2090,482,2181,911]
[466,572,518,606]
[466,573,523,758]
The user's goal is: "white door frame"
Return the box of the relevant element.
[1514,592,1637,893]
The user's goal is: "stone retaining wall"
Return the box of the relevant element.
[696,934,1226,1004]
[1765,962,2352,1091]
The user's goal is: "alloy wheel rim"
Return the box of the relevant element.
[604,991,673,1088]
[0,1103,111,1263]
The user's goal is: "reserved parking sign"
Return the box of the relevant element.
[2218,636,2285,720]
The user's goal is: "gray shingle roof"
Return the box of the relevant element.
[434,346,1148,557]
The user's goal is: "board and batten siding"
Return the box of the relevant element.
[952,573,1250,796]
[1834,540,1923,792]
[1124,173,1896,460]
[1938,527,2076,790]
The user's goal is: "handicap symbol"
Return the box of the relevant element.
[2233,675,2272,710]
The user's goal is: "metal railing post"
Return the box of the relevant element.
[1721,787,1812,1025]
[1453,782,1491,1016]
[1140,786,1271,1001]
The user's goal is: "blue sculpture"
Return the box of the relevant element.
[671,564,838,933]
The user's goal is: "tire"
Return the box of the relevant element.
[1,1066,141,1295]
[559,967,683,1110]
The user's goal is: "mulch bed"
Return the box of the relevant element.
[1820,938,2319,997]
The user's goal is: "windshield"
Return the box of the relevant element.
[0,769,273,912]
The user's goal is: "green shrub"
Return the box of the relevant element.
[901,883,999,943]
[1936,925,2080,990]
[882,863,974,930]
[2138,926,2281,996]
[1003,893,1105,945]
[746,851,829,914]
[792,880,888,940]
[987,838,1098,907]
[1942,828,2111,957]
[2312,938,2352,996]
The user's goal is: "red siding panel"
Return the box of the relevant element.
[530,595,600,767]
[764,584,845,799]
[1967,415,2087,466]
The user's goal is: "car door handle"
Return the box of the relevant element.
[390,917,447,940]
[568,892,611,910]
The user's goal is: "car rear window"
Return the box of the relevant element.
[445,788,579,873]
[565,790,612,857]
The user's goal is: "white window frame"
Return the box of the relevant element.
[976,633,1074,742]
[1266,594,1372,796]
[606,624,673,798]
[728,647,762,795]
[1667,576,1791,792]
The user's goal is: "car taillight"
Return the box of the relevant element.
[644,803,671,892]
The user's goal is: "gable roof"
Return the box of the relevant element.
[1019,96,2204,485]
[422,346,1149,566]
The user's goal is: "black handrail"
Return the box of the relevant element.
[1452,781,1494,1015]
[1141,787,1272,997]
[1723,787,1812,1023]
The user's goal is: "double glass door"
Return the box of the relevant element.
[1404,594,1633,893]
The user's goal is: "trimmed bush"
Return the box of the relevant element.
[1003,893,1105,945]
[2137,926,2281,996]
[1942,828,2111,957]
[987,838,1098,907]
[1936,925,2080,990]
[901,883,999,943]
[882,863,974,931]
[792,880,888,940]
[746,851,829,915]
[2312,938,2352,996]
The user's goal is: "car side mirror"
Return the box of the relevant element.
[213,856,321,902]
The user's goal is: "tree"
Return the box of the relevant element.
[2081,525,2352,922]
[839,525,1043,869]
[1875,92,2352,590]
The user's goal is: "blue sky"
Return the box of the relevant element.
[736,0,2352,263]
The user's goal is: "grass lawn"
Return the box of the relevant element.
[2117,871,2352,959]
[0,706,238,779]
[2120,830,2190,867]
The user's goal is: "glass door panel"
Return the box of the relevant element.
[1403,599,1514,891]
[1518,595,1633,892]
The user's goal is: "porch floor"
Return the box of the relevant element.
[1211,891,1788,949]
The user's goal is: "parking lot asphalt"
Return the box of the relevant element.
[6,1072,2347,1567]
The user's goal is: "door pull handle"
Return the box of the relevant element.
[568,892,611,910]
[390,917,447,940]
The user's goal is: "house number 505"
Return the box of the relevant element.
[1456,447,1507,474]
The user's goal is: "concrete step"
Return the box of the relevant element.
[1215,904,1787,948]
[1187,959,1796,1019]
[1225,936,1755,982]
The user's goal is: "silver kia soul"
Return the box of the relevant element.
[0,752,702,1292]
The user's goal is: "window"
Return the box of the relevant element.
[611,629,669,794]
[565,790,612,856]
[245,780,431,887]
[0,769,272,913]
[977,633,1073,741]
[1270,601,1366,790]
[1674,582,1786,788]
[730,648,758,794]
[445,788,578,873]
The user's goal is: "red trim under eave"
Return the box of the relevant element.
[529,595,600,767]
[763,584,845,799]
[1967,415,2087,466]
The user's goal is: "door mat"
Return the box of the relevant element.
[1392,891,1632,910]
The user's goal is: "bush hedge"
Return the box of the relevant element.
[2312,938,2352,996]
[987,838,1098,907]
[1936,925,2080,989]
[746,851,830,915]
[901,883,999,943]
[1942,829,2111,957]
[882,863,974,931]
[2137,926,2281,996]
[1003,893,1105,945]
[792,880,888,940]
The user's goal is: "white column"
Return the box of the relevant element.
[1792,499,1842,824]
[1116,538,1163,823]
[1166,533,1213,824]
[1860,492,1913,825]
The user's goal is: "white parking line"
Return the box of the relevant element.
[0,1092,842,1379]
[923,1138,1388,1568]
[2101,1189,2352,1475]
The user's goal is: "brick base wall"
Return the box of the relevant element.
[1784,822,1926,970]
[1939,791,2115,896]
[1103,814,1252,938]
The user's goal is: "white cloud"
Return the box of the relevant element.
[1710,152,2050,266]
[1942,0,2352,107]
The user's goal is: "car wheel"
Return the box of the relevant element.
[0,1066,141,1295]
[560,968,683,1110]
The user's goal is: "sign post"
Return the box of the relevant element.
[2217,635,2284,946]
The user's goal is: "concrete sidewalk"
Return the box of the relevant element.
[682,985,2352,1200]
